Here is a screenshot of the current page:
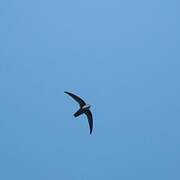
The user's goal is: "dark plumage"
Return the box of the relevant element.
[64,91,93,134]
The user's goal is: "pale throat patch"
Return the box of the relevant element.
[83,104,91,109]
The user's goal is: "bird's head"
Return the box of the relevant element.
[87,104,91,108]
[83,104,91,109]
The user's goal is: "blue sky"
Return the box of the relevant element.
[0,0,179,179]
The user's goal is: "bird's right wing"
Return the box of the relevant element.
[85,110,93,134]
[64,91,86,107]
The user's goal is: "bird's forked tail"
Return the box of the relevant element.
[74,109,83,117]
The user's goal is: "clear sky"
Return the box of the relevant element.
[0,0,179,179]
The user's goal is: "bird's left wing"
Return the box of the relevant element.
[85,110,93,134]
[64,91,86,107]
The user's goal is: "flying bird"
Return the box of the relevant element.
[64,91,93,134]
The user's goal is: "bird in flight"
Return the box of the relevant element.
[64,91,93,134]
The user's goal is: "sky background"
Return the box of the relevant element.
[0,0,179,179]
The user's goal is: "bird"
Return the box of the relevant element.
[64,91,93,134]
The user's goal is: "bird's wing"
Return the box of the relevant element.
[64,91,86,107]
[85,110,93,134]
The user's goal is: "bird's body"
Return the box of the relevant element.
[74,104,91,117]
[64,91,93,134]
